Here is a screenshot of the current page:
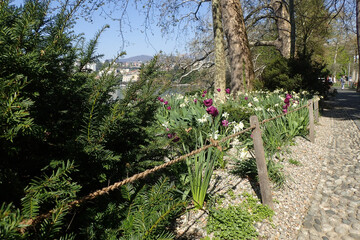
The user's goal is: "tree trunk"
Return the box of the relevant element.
[289,0,295,58]
[212,0,226,103]
[220,0,255,94]
[357,0,360,92]
[271,0,291,58]
[333,42,338,83]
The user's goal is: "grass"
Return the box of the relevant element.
[288,158,301,166]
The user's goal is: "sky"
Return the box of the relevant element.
[72,4,186,60]
[12,0,195,60]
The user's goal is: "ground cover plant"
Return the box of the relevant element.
[206,193,274,240]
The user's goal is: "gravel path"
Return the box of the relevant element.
[175,88,360,240]
[296,89,360,240]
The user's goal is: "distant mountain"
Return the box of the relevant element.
[116,55,153,63]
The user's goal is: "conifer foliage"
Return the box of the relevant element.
[0,1,180,238]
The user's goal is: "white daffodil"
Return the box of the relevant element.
[162,121,169,128]
[240,147,249,159]
[180,103,186,108]
[197,114,208,124]
[176,94,184,100]
[248,102,253,107]
[209,130,220,140]
[233,121,244,133]
[231,138,241,146]
[222,112,229,118]
[254,106,263,111]
[253,97,259,102]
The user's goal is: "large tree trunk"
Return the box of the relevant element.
[212,0,226,103]
[357,0,360,92]
[289,0,295,58]
[220,0,255,94]
[271,0,291,58]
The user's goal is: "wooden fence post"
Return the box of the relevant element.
[308,99,315,143]
[250,115,274,210]
[314,96,319,122]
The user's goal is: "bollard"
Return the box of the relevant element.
[250,115,274,210]
[308,99,315,143]
[314,96,319,122]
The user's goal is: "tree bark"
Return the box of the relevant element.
[271,0,291,58]
[212,0,226,103]
[357,0,360,92]
[289,0,295,58]
[220,0,255,94]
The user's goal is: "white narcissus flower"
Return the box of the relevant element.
[231,138,241,146]
[240,147,249,159]
[222,112,229,118]
[197,114,208,124]
[176,94,184,100]
[248,102,253,107]
[180,103,186,108]
[253,97,259,102]
[233,121,244,133]
[162,121,169,128]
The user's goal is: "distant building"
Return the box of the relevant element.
[122,70,140,82]
[84,63,96,72]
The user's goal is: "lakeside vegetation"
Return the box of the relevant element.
[0,0,357,239]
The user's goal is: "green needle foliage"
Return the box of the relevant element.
[0,0,175,238]
[81,177,186,240]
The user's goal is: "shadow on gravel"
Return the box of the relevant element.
[321,88,360,130]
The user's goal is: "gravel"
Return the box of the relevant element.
[174,115,331,240]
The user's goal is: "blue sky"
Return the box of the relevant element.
[73,4,185,60]
[12,0,195,60]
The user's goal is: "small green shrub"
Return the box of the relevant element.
[207,193,273,240]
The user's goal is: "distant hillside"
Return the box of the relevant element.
[116,55,153,63]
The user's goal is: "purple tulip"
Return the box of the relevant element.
[283,108,288,113]
[284,98,290,104]
[202,94,205,97]
[194,98,198,103]
[217,88,221,92]
[225,88,230,94]
[203,98,213,107]
[167,133,174,139]
[222,120,229,127]
[244,97,248,100]
[157,96,161,100]
[286,94,292,99]
[172,136,180,142]
[206,106,219,117]
[160,98,164,102]
[167,106,171,110]
[203,90,207,94]
[164,101,168,105]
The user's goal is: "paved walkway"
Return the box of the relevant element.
[297,88,360,240]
